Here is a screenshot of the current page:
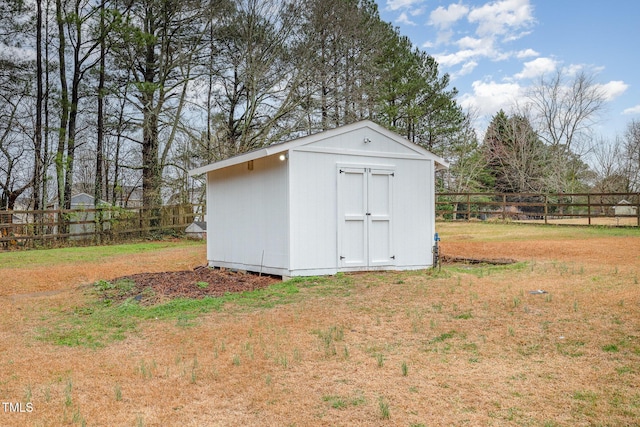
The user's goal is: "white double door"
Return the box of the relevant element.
[338,166,395,268]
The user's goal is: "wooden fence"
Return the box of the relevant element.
[436,192,640,227]
[0,204,205,249]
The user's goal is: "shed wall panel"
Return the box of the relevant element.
[206,154,288,272]
[392,159,434,267]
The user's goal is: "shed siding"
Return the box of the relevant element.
[393,158,434,267]
[288,148,434,276]
[206,153,288,274]
[287,150,339,274]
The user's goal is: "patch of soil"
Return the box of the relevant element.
[98,266,280,305]
[441,254,517,265]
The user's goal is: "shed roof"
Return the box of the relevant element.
[188,221,207,231]
[189,120,448,176]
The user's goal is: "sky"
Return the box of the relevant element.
[375,0,640,141]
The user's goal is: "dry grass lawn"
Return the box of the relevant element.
[1,223,639,426]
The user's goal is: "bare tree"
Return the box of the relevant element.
[589,137,626,193]
[298,0,384,132]
[53,0,109,217]
[439,110,487,193]
[0,90,33,210]
[209,0,305,158]
[33,0,44,210]
[523,68,607,192]
[622,119,640,192]
[527,69,607,155]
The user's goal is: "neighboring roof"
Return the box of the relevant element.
[71,192,96,206]
[189,120,448,176]
[48,192,110,208]
[188,221,207,230]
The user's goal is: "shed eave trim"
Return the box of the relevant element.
[294,145,425,160]
[188,146,289,176]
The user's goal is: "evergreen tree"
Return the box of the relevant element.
[483,110,548,193]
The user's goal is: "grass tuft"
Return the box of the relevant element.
[379,396,390,419]
[314,325,344,357]
[430,331,456,343]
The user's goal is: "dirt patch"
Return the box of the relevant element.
[99,267,280,305]
[441,255,517,265]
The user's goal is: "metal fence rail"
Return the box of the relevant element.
[436,192,640,227]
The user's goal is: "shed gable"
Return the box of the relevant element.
[189,120,447,177]
[293,127,423,159]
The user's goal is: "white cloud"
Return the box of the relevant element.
[516,48,538,58]
[429,3,469,29]
[456,36,486,50]
[459,80,523,117]
[427,0,537,79]
[561,63,606,77]
[468,0,535,39]
[596,80,628,101]
[623,105,640,115]
[453,61,479,78]
[434,49,479,68]
[514,57,557,80]
[396,12,417,26]
[422,40,435,49]
[433,28,455,45]
[458,79,525,137]
[385,0,424,11]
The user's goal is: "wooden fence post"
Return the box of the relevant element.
[502,194,506,221]
[587,194,591,226]
[544,195,548,225]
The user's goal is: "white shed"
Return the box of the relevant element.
[613,200,637,216]
[185,221,207,239]
[189,120,447,278]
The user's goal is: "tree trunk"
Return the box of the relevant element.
[95,0,106,206]
[55,0,69,236]
[33,0,43,212]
